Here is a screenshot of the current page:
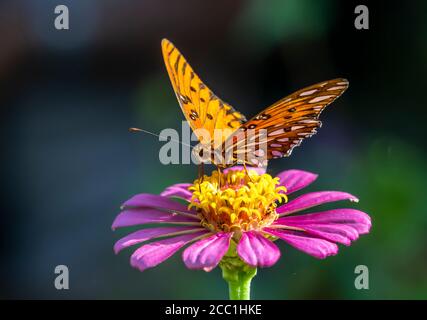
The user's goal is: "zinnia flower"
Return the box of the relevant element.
[112,167,371,272]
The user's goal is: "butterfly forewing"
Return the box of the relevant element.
[161,39,246,147]
[220,79,349,166]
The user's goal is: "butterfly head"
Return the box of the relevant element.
[192,143,213,165]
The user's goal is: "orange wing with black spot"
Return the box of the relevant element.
[161,39,246,147]
[221,79,349,167]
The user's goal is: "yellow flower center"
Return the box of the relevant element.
[188,169,287,234]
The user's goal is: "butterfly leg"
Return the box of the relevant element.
[217,167,222,189]
[197,164,205,193]
[243,163,255,183]
[199,163,205,183]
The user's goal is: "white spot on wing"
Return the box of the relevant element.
[327,86,346,91]
[300,89,318,96]
[299,119,318,124]
[268,129,284,136]
[309,95,334,103]
[291,126,304,131]
[254,149,265,157]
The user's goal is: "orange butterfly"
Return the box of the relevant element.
[161,38,348,170]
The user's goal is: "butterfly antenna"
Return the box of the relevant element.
[129,127,194,148]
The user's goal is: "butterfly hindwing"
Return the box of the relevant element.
[221,79,349,166]
[161,39,246,147]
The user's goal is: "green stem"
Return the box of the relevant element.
[220,263,257,300]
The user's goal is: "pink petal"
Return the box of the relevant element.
[130,231,209,272]
[182,232,232,270]
[265,228,338,259]
[293,224,358,245]
[276,169,318,194]
[277,191,359,215]
[122,193,195,214]
[111,208,198,230]
[276,209,371,235]
[237,231,281,267]
[160,183,193,201]
[223,166,266,175]
[114,226,202,254]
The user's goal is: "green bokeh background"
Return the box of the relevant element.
[1,0,426,299]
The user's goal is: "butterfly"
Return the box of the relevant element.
[161,38,348,171]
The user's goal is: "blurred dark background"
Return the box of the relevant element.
[1,0,426,299]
